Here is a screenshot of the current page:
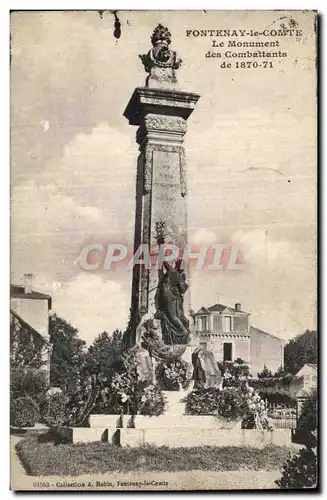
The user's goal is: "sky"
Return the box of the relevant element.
[10,10,317,343]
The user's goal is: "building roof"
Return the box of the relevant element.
[195,303,247,314]
[296,363,317,375]
[195,306,211,314]
[250,325,283,342]
[208,303,230,313]
[305,363,317,370]
[10,285,52,309]
[10,308,51,346]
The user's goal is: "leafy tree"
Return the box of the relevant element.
[81,329,124,384]
[284,330,317,375]
[11,368,47,404]
[297,390,317,432]
[10,317,46,370]
[49,314,86,393]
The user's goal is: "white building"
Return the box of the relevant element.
[10,273,52,384]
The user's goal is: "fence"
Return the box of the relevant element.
[267,402,297,430]
[269,416,297,429]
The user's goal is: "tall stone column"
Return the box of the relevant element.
[124,24,199,349]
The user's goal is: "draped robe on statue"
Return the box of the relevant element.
[154,261,190,345]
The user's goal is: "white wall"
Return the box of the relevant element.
[11,297,49,339]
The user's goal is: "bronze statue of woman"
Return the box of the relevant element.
[154,259,190,345]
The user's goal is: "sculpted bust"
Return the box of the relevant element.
[139,24,182,88]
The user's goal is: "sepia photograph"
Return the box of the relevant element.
[10,9,317,491]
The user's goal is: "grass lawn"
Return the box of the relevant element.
[16,434,292,477]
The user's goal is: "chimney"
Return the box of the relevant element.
[24,273,33,294]
[235,303,241,312]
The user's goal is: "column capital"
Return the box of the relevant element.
[124,87,200,126]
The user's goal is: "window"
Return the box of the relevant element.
[213,314,222,331]
[222,316,232,332]
[223,342,233,362]
[233,315,248,332]
[198,316,208,331]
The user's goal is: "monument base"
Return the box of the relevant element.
[115,428,292,448]
[89,413,241,430]
[162,389,189,416]
[56,423,293,449]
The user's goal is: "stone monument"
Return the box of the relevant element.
[60,25,239,446]
[123,25,200,372]
[56,24,291,449]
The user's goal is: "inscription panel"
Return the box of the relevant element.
[151,149,188,249]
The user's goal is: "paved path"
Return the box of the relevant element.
[10,457,281,491]
[10,435,27,489]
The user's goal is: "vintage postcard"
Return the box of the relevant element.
[10,10,317,491]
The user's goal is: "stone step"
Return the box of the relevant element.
[116,428,292,448]
[57,426,111,444]
[89,414,122,428]
[89,414,241,429]
[128,415,241,429]
[55,425,292,448]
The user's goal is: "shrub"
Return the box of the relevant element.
[10,369,47,404]
[216,389,247,421]
[183,387,221,415]
[155,359,192,391]
[218,360,249,378]
[297,390,317,431]
[257,365,274,378]
[93,387,124,415]
[275,447,317,489]
[39,392,68,427]
[258,390,297,406]
[274,366,288,377]
[250,375,297,396]
[276,390,318,489]
[184,387,247,421]
[11,396,39,427]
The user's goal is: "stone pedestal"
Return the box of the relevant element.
[162,389,190,416]
[124,87,200,346]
